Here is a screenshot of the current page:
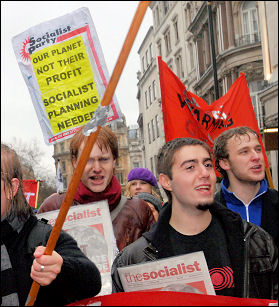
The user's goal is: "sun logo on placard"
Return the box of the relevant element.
[20,37,31,63]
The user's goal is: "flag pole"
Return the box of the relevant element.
[35,178,41,209]
[25,1,151,305]
[207,1,219,100]
[265,167,274,188]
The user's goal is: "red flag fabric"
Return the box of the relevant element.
[158,56,269,168]
[67,291,278,306]
[23,179,38,208]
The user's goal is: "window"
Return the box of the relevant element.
[155,6,160,28]
[184,9,188,29]
[116,173,123,184]
[60,142,64,152]
[142,56,145,72]
[63,176,67,190]
[163,1,169,15]
[152,80,156,100]
[155,115,160,138]
[147,123,151,144]
[157,40,162,57]
[133,162,139,168]
[175,53,183,79]
[154,155,158,177]
[173,19,179,43]
[148,86,152,105]
[151,119,155,141]
[168,60,173,71]
[145,50,149,67]
[145,91,148,109]
[62,160,66,172]
[242,1,259,43]
[150,157,154,174]
[189,42,194,70]
[149,43,153,60]
[164,29,171,55]
[186,3,192,26]
[249,80,265,129]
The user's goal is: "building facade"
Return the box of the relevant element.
[136,1,278,188]
[128,124,144,170]
[257,1,278,188]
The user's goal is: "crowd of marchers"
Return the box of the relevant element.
[1,126,277,305]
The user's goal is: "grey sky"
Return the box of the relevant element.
[1,1,152,176]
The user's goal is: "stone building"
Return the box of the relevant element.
[257,1,278,188]
[128,124,144,170]
[136,1,278,188]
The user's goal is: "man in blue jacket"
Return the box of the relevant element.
[213,126,278,246]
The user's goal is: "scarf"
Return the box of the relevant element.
[74,176,122,212]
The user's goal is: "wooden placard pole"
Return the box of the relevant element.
[26,1,151,305]
[265,167,274,189]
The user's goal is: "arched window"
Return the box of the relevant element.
[241,1,259,43]
[189,42,194,70]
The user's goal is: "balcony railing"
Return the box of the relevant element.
[235,33,260,47]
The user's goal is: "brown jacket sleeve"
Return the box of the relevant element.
[112,198,156,252]
[37,193,66,213]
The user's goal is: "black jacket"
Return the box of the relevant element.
[214,187,278,246]
[1,214,101,306]
[111,202,278,300]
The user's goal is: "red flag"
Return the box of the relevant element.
[158,56,269,168]
[23,179,38,208]
[67,291,277,306]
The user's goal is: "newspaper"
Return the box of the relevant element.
[37,201,117,296]
[118,251,216,295]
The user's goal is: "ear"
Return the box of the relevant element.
[11,178,20,198]
[158,173,172,192]
[219,159,231,171]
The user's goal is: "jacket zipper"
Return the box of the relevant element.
[143,244,159,261]
[243,225,256,298]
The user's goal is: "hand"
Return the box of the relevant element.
[146,202,159,221]
[30,246,63,286]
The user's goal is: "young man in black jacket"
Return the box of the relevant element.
[213,126,278,246]
[111,138,278,300]
[1,143,101,306]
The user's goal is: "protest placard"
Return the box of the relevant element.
[12,7,122,145]
[118,251,215,295]
[37,201,117,296]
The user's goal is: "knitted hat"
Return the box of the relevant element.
[137,192,163,213]
[127,168,158,187]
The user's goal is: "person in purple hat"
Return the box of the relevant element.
[125,168,163,221]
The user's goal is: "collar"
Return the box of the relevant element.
[221,178,268,205]
[2,214,29,233]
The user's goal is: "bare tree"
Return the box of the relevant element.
[5,137,56,208]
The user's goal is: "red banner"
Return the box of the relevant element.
[67,291,277,306]
[23,179,38,208]
[158,56,269,168]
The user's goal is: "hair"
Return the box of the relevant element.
[213,126,258,178]
[1,143,33,221]
[124,180,162,200]
[70,126,119,165]
[157,138,212,203]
